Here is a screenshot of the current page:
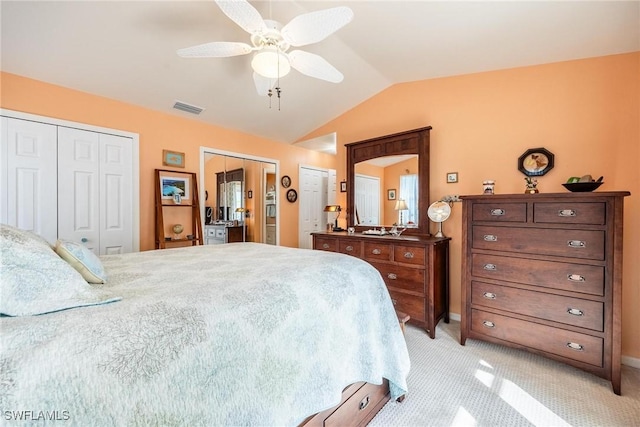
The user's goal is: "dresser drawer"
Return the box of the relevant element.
[472,203,527,222]
[363,242,393,262]
[314,236,337,252]
[472,253,605,296]
[471,309,603,367]
[534,202,605,225]
[324,380,389,427]
[371,262,425,293]
[339,240,362,257]
[393,245,426,266]
[389,290,425,323]
[471,281,604,331]
[473,226,605,260]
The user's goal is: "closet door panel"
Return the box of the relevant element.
[1,117,58,243]
[99,134,133,254]
[57,127,100,253]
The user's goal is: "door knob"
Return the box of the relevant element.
[81,238,88,243]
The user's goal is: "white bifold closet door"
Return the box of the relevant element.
[1,117,133,254]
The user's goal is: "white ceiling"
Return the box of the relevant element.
[2,1,638,145]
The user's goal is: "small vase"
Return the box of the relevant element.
[525,188,539,194]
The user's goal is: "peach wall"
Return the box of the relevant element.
[0,72,336,250]
[300,53,640,360]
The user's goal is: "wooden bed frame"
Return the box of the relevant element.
[301,379,397,427]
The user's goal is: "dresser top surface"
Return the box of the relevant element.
[311,231,449,244]
[460,191,630,201]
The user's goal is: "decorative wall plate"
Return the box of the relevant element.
[286,189,298,203]
[281,175,291,188]
[518,147,554,177]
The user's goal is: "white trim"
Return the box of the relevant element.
[199,146,280,245]
[1,108,140,252]
[622,355,640,369]
[449,312,461,322]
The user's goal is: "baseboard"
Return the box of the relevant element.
[446,312,639,368]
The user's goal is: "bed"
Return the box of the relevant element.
[0,224,410,426]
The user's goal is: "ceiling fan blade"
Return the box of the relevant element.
[215,0,267,35]
[253,72,276,96]
[288,50,344,83]
[177,42,252,58]
[281,7,353,47]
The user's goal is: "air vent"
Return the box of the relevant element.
[173,101,204,115]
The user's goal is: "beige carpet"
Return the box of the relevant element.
[370,321,640,426]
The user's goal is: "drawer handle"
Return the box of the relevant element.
[482,320,495,328]
[567,308,584,316]
[483,292,497,299]
[359,394,371,411]
[483,235,498,242]
[558,209,576,217]
[490,208,505,216]
[322,243,330,249]
[403,252,414,259]
[387,273,398,280]
[372,248,382,255]
[483,263,497,271]
[567,240,586,248]
[345,245,354,252]
[566,342,584,351]
[567,274,586,282]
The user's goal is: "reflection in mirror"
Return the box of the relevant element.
[354,155,418,227]
[202,150,279,245]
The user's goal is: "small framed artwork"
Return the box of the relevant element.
[248,190,253,199]
[286,189,298,203]
[387,189,397,200]
[340,180,347,192]
[447,172,458,183]
[162,150,185,168]
[281,175,291,188]
[518,147,555,177]
[160,175,190,200]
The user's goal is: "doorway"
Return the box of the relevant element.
[298,165,336,249]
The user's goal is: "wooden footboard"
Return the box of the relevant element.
[300,379,392,427]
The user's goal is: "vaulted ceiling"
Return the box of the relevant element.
[2,1,638,144]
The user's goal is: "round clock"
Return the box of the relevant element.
[427,201,451,238]
[281,175,291,188]
[286,189,298,203]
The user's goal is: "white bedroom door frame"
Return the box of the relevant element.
[298,165,336,249]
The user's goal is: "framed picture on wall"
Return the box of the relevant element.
[387,189,397,200]
[162,150,185,168]
[160,175,190,200]
[340,180,347,192]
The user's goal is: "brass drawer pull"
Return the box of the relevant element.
[359,394,371,411]
[483,235,498,242]
[567,240,586,248]
[558,209,576,217]
[566,342,584,351]
[490,208,505,216]
[372,248,382,255]
[387,273,398,280]
[567,308,584,316]
[482,320,495,328]
[345,245,354,252]
[567,274,586,282]
[483,263,497,271]
[483,292,497,299]
[322,243,330,249]
[403,252,414,259]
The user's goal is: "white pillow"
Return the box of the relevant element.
[55,240,107,284]
[0,224,120,316]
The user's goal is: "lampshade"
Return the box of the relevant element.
[251,47,291,79]
[323,205,341,213]
[394,199,408,210]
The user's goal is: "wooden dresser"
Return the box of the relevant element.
[460,192,630,394]
[313,232,450,338]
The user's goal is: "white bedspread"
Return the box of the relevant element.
[0,243,410,426]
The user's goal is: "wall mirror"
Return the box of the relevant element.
[201,148,279,245]
[346,126,431,236]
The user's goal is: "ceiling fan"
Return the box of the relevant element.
[177,0,354,96]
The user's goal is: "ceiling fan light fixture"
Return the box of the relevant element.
[251,48,290,79]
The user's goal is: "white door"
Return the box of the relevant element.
[58,127,133,254]
[355,174,380,225]
[1,117,58,243]
[298,166,328,249]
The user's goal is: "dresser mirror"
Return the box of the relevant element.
[346,126,431,236]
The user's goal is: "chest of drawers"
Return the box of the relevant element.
[460,192,629,394]
[312,232,450,338]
